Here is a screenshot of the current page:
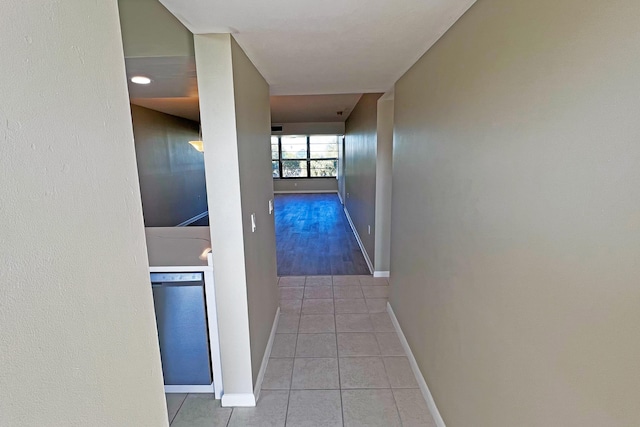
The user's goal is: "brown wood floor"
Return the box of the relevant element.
[275,193,370,276]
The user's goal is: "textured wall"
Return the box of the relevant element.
[131,105,207,226]
[390,0,640,425]
[0,0,167,425]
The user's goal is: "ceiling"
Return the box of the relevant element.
[159,0,477,95]
[121,21,363,123]
[123,0,476,123]
[271,94,362,123]
[131,97,201,122]
[124,54,362,123]
[125,56,198,98]
[129,90,362,123]
[125,56,201,121]
[129,93,362,124]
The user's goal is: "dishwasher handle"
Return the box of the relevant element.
[150,272,203,283]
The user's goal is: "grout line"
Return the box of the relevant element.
[283,304,299,427]
[225,406,232,427]
[169,393,189,425]
[331,276,346,427]
[389,387,404,426]
[380,312,406,425]
[282,276,394,426]
[283,389,291,426]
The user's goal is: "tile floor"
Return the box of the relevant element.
[166,275,436,426]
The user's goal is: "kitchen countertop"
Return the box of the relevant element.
[145,226,211,268]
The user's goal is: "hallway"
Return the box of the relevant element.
[165,275,435,426]
[275,194,370,276]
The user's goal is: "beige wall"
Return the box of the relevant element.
[0,0,167,425]
[344,93,383,269]
[230,37,279,388]
[273,122,345,135]
[274,178,338,193]
[343,94,393,273]
[195,33,278,402]
[374,99,394,272]
[131,105,207,226]
[118,0,194,58]
[338,136,346,203]
[390,0,640,425]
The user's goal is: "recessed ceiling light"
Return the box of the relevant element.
[130,76,151,85]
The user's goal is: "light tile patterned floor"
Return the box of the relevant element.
[166,275,436,426]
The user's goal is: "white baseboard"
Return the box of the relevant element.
[164,384,214,394]
[374,271,390,278]
[221,393,256,407]
[253,307,280,403]
[176,210,208,227]
[273,190,338,194]
[337,191,344,205]
[387,303,446,427]
[343,207,374,274]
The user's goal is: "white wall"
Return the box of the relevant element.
[195,33,278,405]
[0,0,168,425]
[390,0,640,425]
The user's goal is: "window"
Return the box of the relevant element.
[272,135,340,178]
[309,135,338,177]
[271,136,280,177]
[281,136,308,178]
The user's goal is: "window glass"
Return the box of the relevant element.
[281,160,308,178]
[272,135,340,178]
[310,159,337,177]
[271,136,279,160]
[309,135,339,159]
[281,136,307,159]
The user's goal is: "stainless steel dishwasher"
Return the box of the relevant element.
[150,272,212,385]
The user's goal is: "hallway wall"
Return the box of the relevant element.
[230,36,280,389]
[344,93,383,269]
[389,0,640,425]
[0,0,167,425]
[131,105,207,226]
[195,33,278,402]
[374,98,394,273]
